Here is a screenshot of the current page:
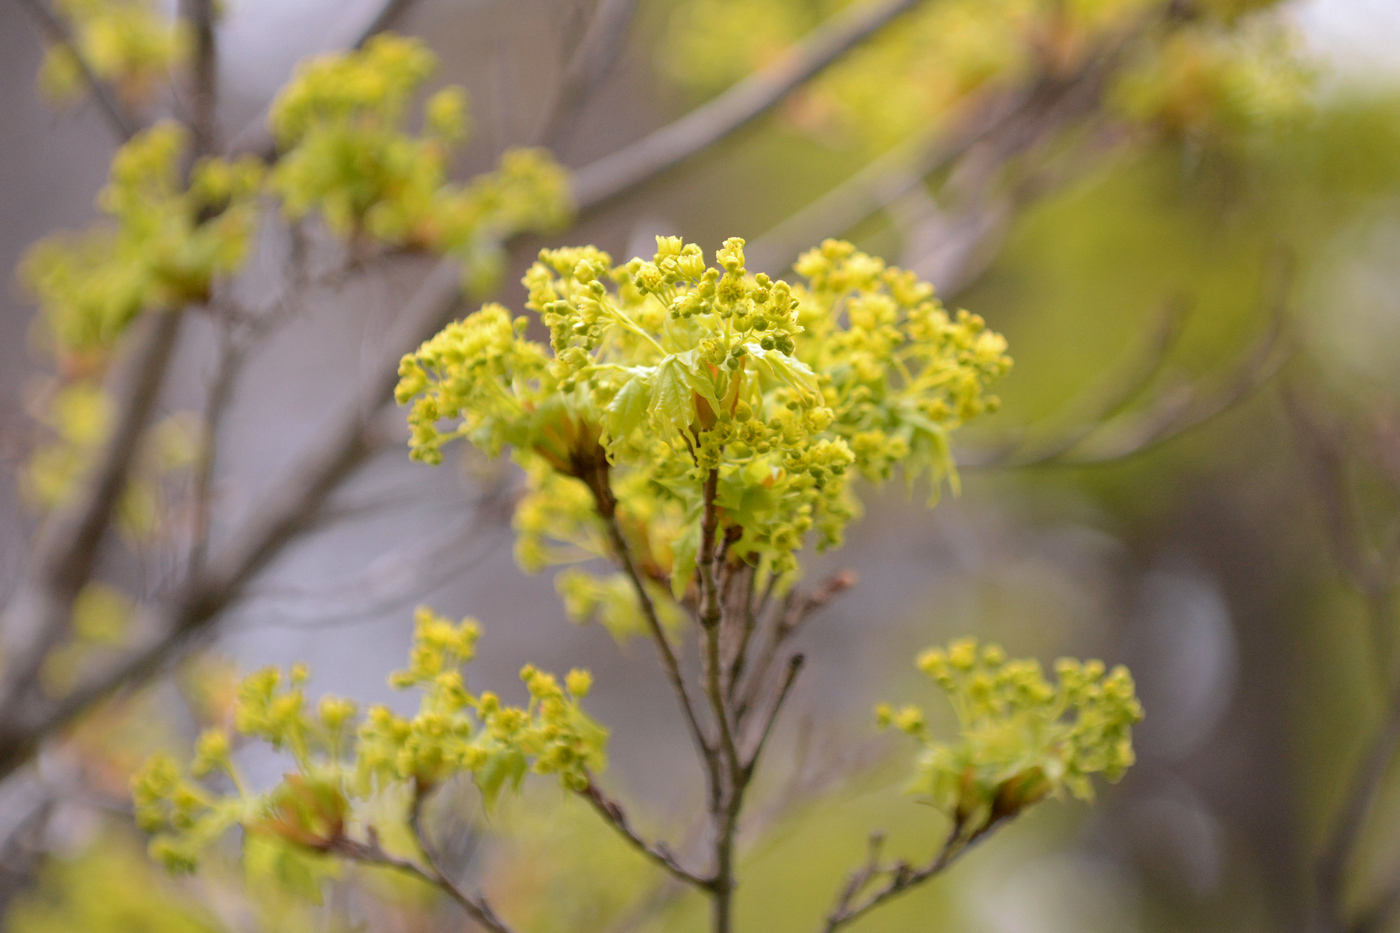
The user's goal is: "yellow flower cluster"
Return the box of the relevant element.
[40,0,188,105]
[23,123,263,360]
[878,638,1142,832]
[268,34,570,277]
[397,236,1010,608]
[132,606,606,873]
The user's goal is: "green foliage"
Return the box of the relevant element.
[397,236,1010,596]
[879,638,1142,835]
[39,0,187,105]
[131,606,606,874]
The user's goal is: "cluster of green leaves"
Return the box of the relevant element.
[659,0,1309,151]
[396,236,1010,620]
[878,638,1142,834]
[39,0,187,105]
[131,607,606,873]
[268,34,570,288]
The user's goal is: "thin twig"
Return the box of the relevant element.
[182,0,218,155]
[820,814,1010,932]
[743,653,804,773]
[747,10,1151,277]
[1288,383,1400,933]
[594,498,715,764]
[735,570,856,721]
[570,0,931,210]
[959,295,1188,468]
[746,85,1037,275]
[535,0,640,150]
[405,789,516,933]
[329,790,513,933]
[187,321,244,577]
[0,309,186,716]
[578,779,710,888]
[14,0,140,141]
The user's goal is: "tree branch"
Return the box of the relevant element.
[405,788,516,933]
[570,0,930,210]
[0,308,186,717]
[742,652,803,773]
[534,0,640,150]
[181,0,218,154]
[14,0,140,141]
[820,813,1010,933]
[593,492,715,763]
[735,570,856,721]
[578,778,710,888]
[0,0,943,780]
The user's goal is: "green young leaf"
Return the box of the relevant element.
[744,343,817,398]
[477,747,529,811]
[670,517,702,599]
[604,376,651,448]
[650,356,693,439]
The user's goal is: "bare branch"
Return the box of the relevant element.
[330,788,514,933]
[535,0,640,150]
[742,652,804,773]
[406,789,516,933]
[594,493,715,763]
[187,321,244,577]
[748,13,1150,278]
[735,570,856,722]
[959,295,1188,468]
[1287,384,1400,933]
[14,0,140,141]
[578,779,710,888]
[821,813,1011,933]
[353,0,420,47]
[1313,597,1400,933]
[181,0,218,154]
[0,308,186,717]
[961,257,1294,471]
[570,0,930,210]
[746,85,1037,275]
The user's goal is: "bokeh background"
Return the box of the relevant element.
[4,0,1400,931]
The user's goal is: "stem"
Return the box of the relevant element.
[406,785,516,933]
[589,479,714,765]
[183,0,218,155]
[1316,593,1400,933]
[744,653,804,773]
[15,0,140,141]
[570,0,931,209]
[820,814,1011,933]
[579,779,709,888]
